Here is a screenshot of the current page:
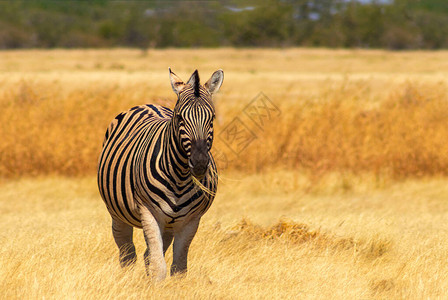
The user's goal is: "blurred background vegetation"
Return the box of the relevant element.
[0,0,447,50]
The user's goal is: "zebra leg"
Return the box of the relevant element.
[171,218,200,275]
[143,231,172,277]
[111,218,136,268]
[140,207,167,281]
[144,232,172,271]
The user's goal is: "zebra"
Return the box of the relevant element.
[97,69,224,281]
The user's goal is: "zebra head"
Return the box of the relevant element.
[169,68,224,179]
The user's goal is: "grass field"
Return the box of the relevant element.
[1,174,448,298]
[2,48,448,178]
[1,48,448,298]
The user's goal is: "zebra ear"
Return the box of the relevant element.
[169,68,186,94]
[205,70,224,95]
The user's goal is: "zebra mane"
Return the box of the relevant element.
[187,70,201,98]
[194,73,200,97]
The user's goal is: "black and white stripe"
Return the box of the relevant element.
[97,69,223,280]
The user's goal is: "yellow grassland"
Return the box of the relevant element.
[1,49,448,298]
[1,174,448,298]
[1,48,448,178]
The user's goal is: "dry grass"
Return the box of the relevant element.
[2,49,448,298]
[2,48,448,178]
[1,174,448,299]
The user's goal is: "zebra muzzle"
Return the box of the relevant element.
[188,157,209,179]
[189,139,210,179]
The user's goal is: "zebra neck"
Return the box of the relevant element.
[162,119,190,180]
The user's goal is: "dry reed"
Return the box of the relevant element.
[2,48,448,179]
[2,79,448,179]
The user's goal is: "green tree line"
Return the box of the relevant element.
[0,0,447,49]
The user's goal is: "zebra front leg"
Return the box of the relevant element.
[145,231,173,263]
[171,218,200,275]
[140,207,167,281]
[144,231,173,267]
[112,218,136,268]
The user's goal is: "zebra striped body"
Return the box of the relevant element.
[98,103,217,229]
[97,69,223,280]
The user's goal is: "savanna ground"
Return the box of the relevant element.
[1,48,448,299]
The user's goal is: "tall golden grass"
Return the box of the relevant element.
[2,49,448,298]
[2,48,448,178]
[1,174,448,298]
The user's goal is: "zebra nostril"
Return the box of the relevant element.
[188,157,209,178]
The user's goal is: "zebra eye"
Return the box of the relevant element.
[176,114,184,125]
